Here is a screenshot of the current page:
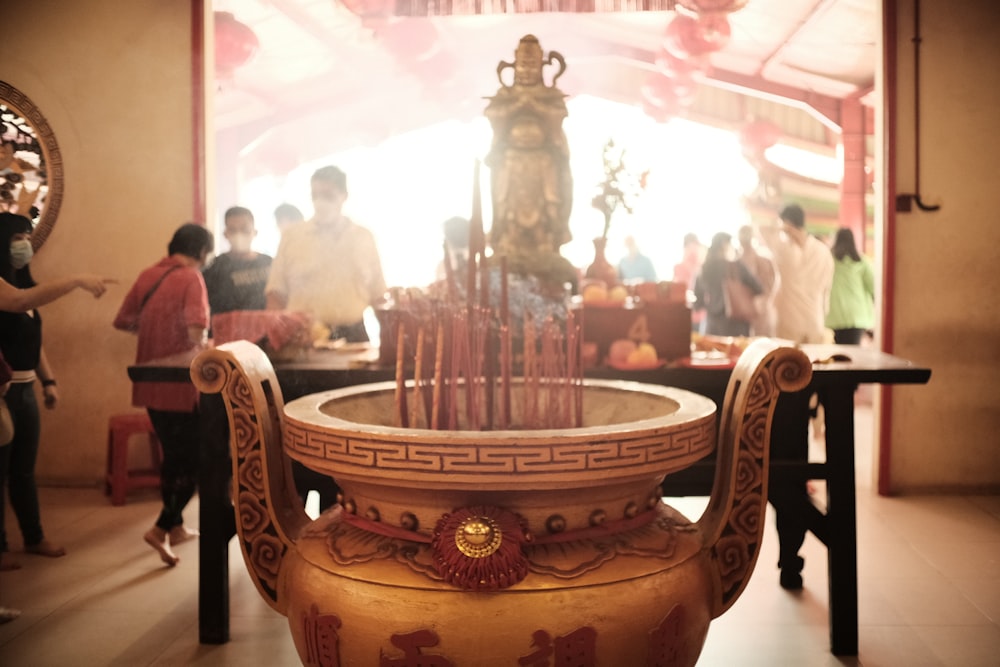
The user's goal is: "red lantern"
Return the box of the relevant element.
[695,12,732,48]
[214,12,259,78]
[640,74,682,122]
[663,13,730,59]
[676,0,748,13]
[739,119,783,155]
[641,93,676,123]
[655,48,710,79]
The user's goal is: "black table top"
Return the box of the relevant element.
[129,343,931,393]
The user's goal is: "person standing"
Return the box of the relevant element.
[755,203,834,590]
[757,204,834,344]
[113,223,213,567]
[673,232,706,332]
[0,213,80,571]
[265,166,386,342]
[618,235,657,283]
[825,227,875,345]
[203,206,272,315]
[273,202,304,236]
[737,225,779,337]
[265,166,386,512]
[693,232,762,337]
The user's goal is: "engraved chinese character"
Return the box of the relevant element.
[647,604,685,667]
[518,626,597,667]
[379,628,454,667]
[303,604,342,667]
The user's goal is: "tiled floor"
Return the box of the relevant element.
[1,401,998,666]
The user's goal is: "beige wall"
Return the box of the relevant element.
[2,1,201,483]
[886,0,1000,491]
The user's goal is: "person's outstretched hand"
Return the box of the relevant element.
[76,275,117,298]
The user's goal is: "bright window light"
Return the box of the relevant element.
[238,97,791,290]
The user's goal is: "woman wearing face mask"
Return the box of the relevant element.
[113,223,213,567]
[0,212,73,570]
[201,206,272,317]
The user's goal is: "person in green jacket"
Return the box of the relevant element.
[825,228,874,344]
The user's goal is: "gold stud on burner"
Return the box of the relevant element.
[400,512,418,531]
[455,516,502,558]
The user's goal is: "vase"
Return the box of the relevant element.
[585,236,619,287]
[192,339,810,666]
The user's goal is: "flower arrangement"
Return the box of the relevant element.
[590,139,648,240]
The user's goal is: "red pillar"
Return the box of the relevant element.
[838,96,868,252]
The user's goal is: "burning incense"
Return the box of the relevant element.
[394,320,408,428]
[411,326,425,428]
[431,320,444,430]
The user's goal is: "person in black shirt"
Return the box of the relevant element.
[203,206,272,316]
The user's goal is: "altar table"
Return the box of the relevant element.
[128,343,930,656]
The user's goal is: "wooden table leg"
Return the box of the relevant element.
[820,385,859,656]
[198,392,236,644]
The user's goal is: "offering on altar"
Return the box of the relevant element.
[211,310,314,359]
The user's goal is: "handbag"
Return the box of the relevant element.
[723,263,759,323]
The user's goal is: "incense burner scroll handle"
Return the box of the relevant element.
[695,339,812,618]
[192,341,310,614]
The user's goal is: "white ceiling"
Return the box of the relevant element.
[213,0,877,167]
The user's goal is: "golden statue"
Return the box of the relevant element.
[485,35,573,269]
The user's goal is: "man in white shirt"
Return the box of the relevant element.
[265,166,386,343]
[756,203,834,590]
[758,204,834,344]
[265,166,387,514]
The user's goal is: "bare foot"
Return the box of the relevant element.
[169,525,199,546]
[0,553,21,571]
[24,539,66,558]
[143,528,179,567]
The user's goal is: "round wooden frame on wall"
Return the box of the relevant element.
[0,80,63,250]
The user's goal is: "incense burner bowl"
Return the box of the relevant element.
[192,339,810,666]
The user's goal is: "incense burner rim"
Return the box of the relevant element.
[283,378,717,441]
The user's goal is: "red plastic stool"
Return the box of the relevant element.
[104,413,162,506]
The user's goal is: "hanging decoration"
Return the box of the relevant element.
[739,118,783,205]
[641,0,746,123]
[372,17,455,92]
[214,12,259,78]
[738,119,783,158]
[663,12,731,60]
